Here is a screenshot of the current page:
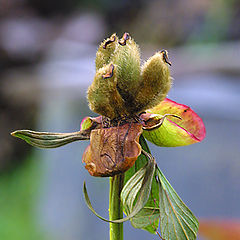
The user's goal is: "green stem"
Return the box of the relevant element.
[109,174,124,240]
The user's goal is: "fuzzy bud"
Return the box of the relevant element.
[88,33,172,119]
[133,50,172,113]
[111,33,141,110]
[95,33,118,71]
[87,63,126,119]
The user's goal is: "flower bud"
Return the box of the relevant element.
[133,50,172,113]
[87,63,126,119]
[95,33,118,70]
[111,33,141,112]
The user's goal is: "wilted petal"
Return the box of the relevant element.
[82,122,143,177]
[142,98,206,147]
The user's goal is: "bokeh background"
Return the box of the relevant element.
[1,0,240,239]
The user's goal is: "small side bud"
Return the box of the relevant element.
[111,33,141,112]
[133,50,172,113]
[87,64,126,119]
[95,33,118,70]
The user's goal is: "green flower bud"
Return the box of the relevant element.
[89,34,172,119]
[133,50,172,113]
[95,33,118,70]
[111,33,141,111]
[87,63,127,119]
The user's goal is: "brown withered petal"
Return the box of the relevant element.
[82,122,143,177]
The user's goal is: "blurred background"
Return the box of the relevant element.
[0,0,240,239]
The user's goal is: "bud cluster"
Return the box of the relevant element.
[87,33,172,119]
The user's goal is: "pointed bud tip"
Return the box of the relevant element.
[160,49,172,66]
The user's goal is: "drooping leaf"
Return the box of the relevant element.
[157,166,199,240]
[143,98,206,147]
[124,136,160,233]
[11,130,90,148]
[83,154,155,224]
[83,181,114,223]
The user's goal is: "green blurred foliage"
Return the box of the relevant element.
[0,153,48,240]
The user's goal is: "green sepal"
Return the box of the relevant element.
[143,98,206,147]
[142,113,199,147]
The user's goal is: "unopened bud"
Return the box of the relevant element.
[112,33,141,111]
[95,33,118,70]
[87,63,126,119]
[133,50,172,113]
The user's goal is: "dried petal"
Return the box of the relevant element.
[82,122,143,177]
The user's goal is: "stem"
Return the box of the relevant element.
[109,174,124,240]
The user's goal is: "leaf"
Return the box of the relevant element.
[121,148,156,221]
[11,129,90,148]
[124,136,160,233]
[143,98,206,147]
[122,135,159,233]
[83,159,154,225]
[130,207,160,231]
[124,135,151,184]
[157,166,199,240]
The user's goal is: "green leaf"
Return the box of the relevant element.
[157,166,199,240]
[83,181,115,223]
[130,207,160,231]
[121,148,155,218]
[11,130,90,148]
[83,137,156,225]
[83,164,154,224]
[124,135,151,184]
[123,136,159,233]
